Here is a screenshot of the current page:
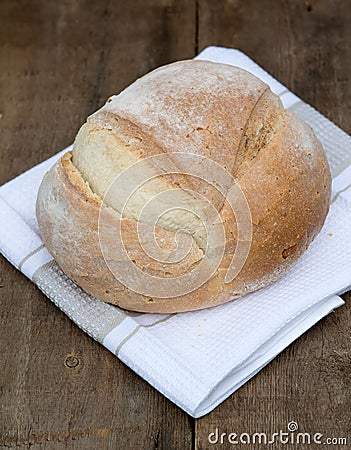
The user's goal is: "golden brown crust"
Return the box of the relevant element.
[36,60,331,313]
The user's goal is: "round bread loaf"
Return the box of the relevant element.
[36,60,331,313]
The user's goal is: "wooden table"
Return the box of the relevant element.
[0,1,350,448]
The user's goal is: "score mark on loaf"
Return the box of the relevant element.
[36,60,331,313]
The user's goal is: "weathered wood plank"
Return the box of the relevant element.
[195,295,350,449]
[195,0,350,448]
[0,1,195,449]
[198,0,351,133]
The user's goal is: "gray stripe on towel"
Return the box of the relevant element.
[114,314,174,356]
[18,244,45,271]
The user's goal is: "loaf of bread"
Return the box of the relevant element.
[36,60,331,313]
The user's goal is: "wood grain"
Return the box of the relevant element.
[195,295,351,450]
[0,1,195,449]
[196,1,351,448]
[0,0,350,449]
[198,0,351,134]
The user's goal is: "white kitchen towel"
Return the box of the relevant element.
[1,46,350,418]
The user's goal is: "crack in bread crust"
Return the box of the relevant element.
[235,88,284,180]
[235,86,270,168]
[72,120,222,252]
